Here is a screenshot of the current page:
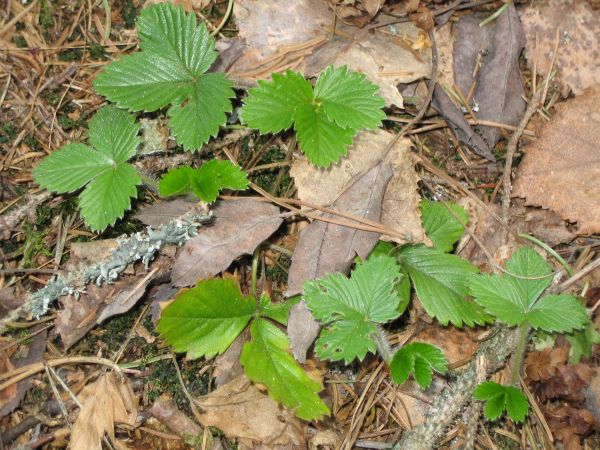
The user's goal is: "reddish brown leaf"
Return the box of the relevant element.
[513,88,600,234]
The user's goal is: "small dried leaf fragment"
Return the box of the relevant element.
[512,89,600,234]
[70,373,138,450]
[172,199,283,286]
[195,376,306,446]
[520,0,600,95]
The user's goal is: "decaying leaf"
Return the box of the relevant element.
[56,254,171,349]
[287,301,321,364]
[171,199,283,286]
[195,375,306,447]
[290,129,426,245]
[473,3,526,147]
[151,395,202,437]
[231,0,432,107]
[134,198,207,229]
[520,0,600,96]
[70,373,138,450]
[0,325,47,417]
[287,161,392,296]
[431,84,494,160]
[512,89,600,234]
[453,14,487,99]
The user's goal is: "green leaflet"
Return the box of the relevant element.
[159,160,249,202]
[390,342,448,388]
[93,3,234,151]
[241,319,330,420]
[397,245,489,327]
[470,248,588,333]
[420,199,469,252]
[33,106,141,232]
[156,278,256,359]
[304,256,403,363]
[242,66,385,167]
[158,278,328,420]
[473,382,529,423]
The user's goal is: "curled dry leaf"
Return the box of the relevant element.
[195,375,306,447]
[291,129,426,245]
[512,88,600,234]
[70,373,138,450]
[151,395,202,437]
[171,199,283,287]
[520,0,600,96]
[231,0,431,107]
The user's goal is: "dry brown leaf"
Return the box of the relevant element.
[512,89,600,234]
[291,129,426,245]
[134,198,201,228]
[287,161,392,297]
[473,3,526,147]
[213,330,247,387]
[286,301,321,364]
[171,199,283,287]
[520,0,600,96]
[231,0,431,107]
[0,325,47,417]
[70,373,138,450]
[151,395,202,437]
[195,376,306,447]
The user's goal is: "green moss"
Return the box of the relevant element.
[21,225,52,268]
[39,0,54,29]
[0,124,16,144]
[59,48,83,62]
[88,43,106,60]
[13,35,27,48]
[121,0,139,28]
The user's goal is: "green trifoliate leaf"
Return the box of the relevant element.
[240,318,330,420]
[294,103,356,167]
[390,342,447,388]
[566,321,600,364]
[159,160,249,202]
[33,106,141,232]
[156,278,256,359]
[242,70,314,134]
[420,199,469,252]
[93,3,234,151]
[397,245,489,327]
[241,65,385,168]
[304,256,402,363]
[473,382,529,423]
[314,65,386,130]
[470,248,588,332]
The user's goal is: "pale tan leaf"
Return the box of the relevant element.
[70,373,137,450]
[290,129,426,245]
[512,88,600,234]
[520,0,600,96]
[195,376,306,447]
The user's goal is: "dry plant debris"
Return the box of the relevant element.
[520,0,600,96]
[513,87,600,234]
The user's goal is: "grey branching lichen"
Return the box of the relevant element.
[23,213,211,321]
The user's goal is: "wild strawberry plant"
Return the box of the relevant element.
[241,66,386,167]
[94,3,234,152]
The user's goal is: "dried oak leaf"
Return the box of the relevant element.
[520,0,600,96]
[512,89,600,234]
[195,375,306,447]
[171,199,283,287]
[70,373,138,450]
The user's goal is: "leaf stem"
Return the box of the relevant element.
[510,322,530,386]
[251,248,259,298]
